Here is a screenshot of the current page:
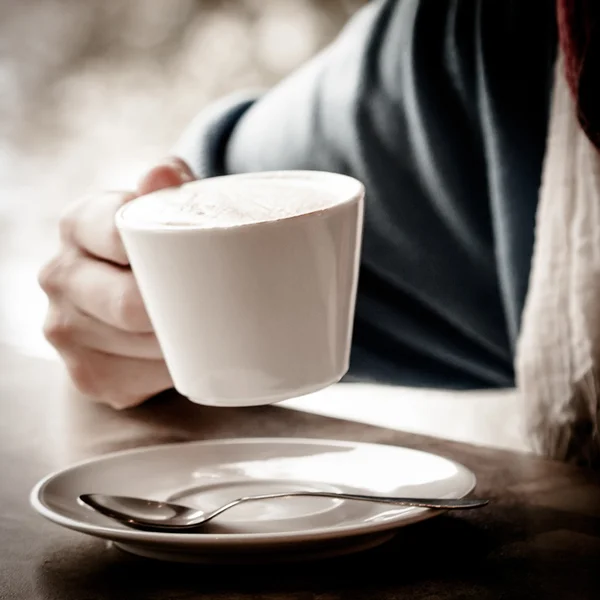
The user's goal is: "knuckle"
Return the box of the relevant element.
[38,257,62,295]
[58,205,79,245]
[43,312,73,348]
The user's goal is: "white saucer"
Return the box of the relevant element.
[31,438,476,563]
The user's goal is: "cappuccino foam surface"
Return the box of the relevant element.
[120,177,344,228]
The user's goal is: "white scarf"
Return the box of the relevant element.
[517,52,600,466]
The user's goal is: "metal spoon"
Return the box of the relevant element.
[79,492,489,532]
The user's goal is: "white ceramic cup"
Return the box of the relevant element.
[115,170,364,407]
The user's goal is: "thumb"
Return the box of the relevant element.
[136,157,196,196]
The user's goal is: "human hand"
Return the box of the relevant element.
[38,158,195,409]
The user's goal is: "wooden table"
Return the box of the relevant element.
[2,344,600,600]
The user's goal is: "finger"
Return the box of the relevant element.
[60,191,134,266]
[60,158,195,265]
[61,348,173,410]
[137,157,195,196]
[44,303,163,360]
[61,251,153,333]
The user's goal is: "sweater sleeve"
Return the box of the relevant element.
[171,91,258,179]
[172,0,391,179]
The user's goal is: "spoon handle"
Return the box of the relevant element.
[227,491,488,511]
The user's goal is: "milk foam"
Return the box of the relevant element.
[120,176,344,228]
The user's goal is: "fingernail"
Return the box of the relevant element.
[166,157,195,182]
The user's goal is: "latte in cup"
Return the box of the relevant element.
[121,177,344,228]
[116,171,364,407]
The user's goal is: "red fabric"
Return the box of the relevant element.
[557,0,600,148]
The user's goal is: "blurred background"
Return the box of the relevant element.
[0,0,525,453]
